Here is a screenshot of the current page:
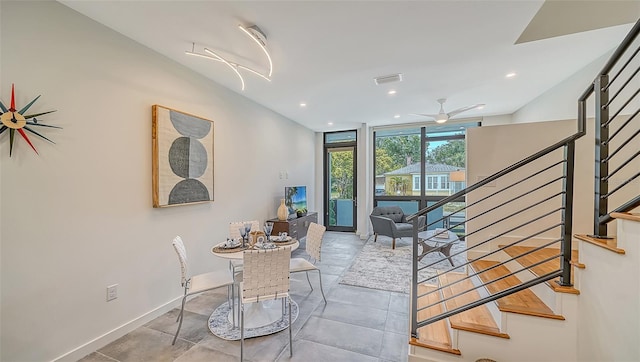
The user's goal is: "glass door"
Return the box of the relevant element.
[324,132,357,231]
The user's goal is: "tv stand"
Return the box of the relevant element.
[268,212,318,240]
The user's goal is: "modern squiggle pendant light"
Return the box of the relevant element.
[185,24,273,90]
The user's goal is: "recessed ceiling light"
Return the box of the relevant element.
[394,114,400,119]
[506,72,517,78]
[327,122,333,126]
[477,105,485,109]
[388,90,397,95]
[299,102,307,107]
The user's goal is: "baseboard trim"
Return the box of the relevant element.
[52,296,181,362]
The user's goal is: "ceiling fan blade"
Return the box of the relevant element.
[410,113,439,119]
[447,103,485,118]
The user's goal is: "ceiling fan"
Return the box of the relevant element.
[412,98,485,124]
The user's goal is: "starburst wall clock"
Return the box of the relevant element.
[0,84,60,156]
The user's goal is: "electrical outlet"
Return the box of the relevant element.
[107,284,118,302]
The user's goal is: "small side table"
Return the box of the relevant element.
[417,230,459,266]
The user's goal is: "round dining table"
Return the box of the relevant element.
[211,239,299,329]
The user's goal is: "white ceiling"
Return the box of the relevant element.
[58,1,638,132]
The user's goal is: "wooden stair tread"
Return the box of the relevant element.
[611,212,640,222]
[439,273,509,339]
[470,260,565,320]
[411,284,461,355]
[499,245,580,295]
[575,234,625,254]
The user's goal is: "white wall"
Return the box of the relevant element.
[512,43,639,125]
[512,51,609,124]
[0,2,316,361]
[466,120,596,251]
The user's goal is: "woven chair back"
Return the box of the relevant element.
[242,246,291,302]
[306,223,326,262]
[172,236,189,287]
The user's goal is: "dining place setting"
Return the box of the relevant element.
[212,221,298,256]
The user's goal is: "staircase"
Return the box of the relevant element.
[410,215,640,362]
[407,19,640,362]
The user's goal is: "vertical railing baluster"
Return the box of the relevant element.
[594,74,610,237]
[560,141,575,286]
[411,216,418,339]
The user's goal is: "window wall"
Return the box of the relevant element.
[373,122,479,236]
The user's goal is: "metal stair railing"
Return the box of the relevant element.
[407,138,578,335]
[407,18,640,341]
[589,19,640,237]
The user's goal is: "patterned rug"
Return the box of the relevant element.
[208,300,298,340]
[339,237,467,294]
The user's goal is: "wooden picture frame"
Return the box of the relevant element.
[152,105,214,207]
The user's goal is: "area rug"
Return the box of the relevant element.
[339,237,466,294]
[208,300,298,340]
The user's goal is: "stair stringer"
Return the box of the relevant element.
[575,216,640,362]
[409,293,579,362]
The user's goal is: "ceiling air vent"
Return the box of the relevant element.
[374,73,403,85]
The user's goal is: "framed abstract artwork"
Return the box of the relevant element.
[152,105,214,207]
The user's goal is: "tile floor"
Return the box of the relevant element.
[79,232,410,362]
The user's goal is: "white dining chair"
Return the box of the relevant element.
[171,236,234,345]
[240,246,293,361]
[289,222,327,303]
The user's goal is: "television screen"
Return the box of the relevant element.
[285,186,307,215]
